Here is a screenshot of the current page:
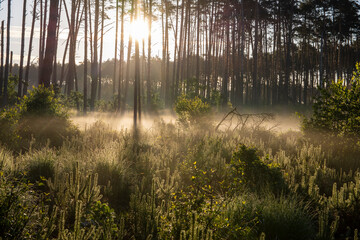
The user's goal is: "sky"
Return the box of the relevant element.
[0,0,166,65]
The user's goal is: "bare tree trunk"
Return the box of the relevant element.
[66,0,77,94]
[18,0,27,97]
[0,21,4,96]
[9,51,13,75]
[195,0,200,95]
[118,0,125,111]
[252,0,259,105]
[146,0,152,109]
[84,0,88,114]
[39,0,60,88]
[39,0,43,76]
[122,0,134,114]
[113,0,119,97]
[164,0,170,106]
[98,0,105,100]
[175,0,184,98]
[59,34,70,91]
[222,17,229,107]
[90,0,99,111]
[134,0,140,127]
[23,0,37,96]
[171,0,179,103]
[52,0,62,86]
[2,0,11,106]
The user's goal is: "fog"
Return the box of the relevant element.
[70,111,300,133]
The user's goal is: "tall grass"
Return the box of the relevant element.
[0,118,359,239]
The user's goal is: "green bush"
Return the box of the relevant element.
[231,145,287,195]
[94,162,131,212]
[303,63,360,139]
[27,151,55,183]
[0,85,78,151]
[174,94,211,125]
[257,196,315,240]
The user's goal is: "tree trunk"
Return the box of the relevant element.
[90,0,99,111]
[23,0,37,96]
[9,51,13,75]
[18,0,27,97]
[147,0,152,110]
[39,0,60,88]
[118,0,125,111]
[113,0,119,97]
[134,0,140,127]
[66,0,77,95]
[98,0,105,100]
[2,0,11,106]
[121,0,134,114]
[0,21,4,96]
[84,0,88,114]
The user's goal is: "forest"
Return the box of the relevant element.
[1,0,360,239]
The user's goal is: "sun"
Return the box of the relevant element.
[130,19,149,42]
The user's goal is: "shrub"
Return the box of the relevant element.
[302,63,360,140]
[94,162,131,212]
[257,196,315,240]
[0,85,78,151]
[231,145,287,195]
[174,94,211,125]
[27,150,55,183]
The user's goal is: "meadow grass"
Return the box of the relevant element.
[0,116,359,239]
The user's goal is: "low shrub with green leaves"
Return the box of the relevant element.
[231,145,287,195]
[303,63,360,139]
[174,94,211,125]
[0,85,78,151]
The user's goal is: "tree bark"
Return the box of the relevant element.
[39,0,60,88]
[23,0,37,96]
[0,21,4,96]
[18,0,27,97]
[2,0,11,106]
[90,0,99,111]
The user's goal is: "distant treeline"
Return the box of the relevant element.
[1,0,360,111]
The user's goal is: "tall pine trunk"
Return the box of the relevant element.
[39,0,60,88]
[2,0,11,106]
[98,0,105,100]
[0,21,4,96]
[84,0,88,113]
[24,0,37,96]
[118,0,125,111]
[18,0,27,97]
[90,0,100,111]
[146,0,153,109]
[113,0,119,97]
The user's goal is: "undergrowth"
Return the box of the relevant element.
[0,116,359,239]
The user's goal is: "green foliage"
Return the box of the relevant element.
[150,91,165,112]
[0,172,35,239]
[175,94,211,125]
[27,151,55,183]
[231,145,287,195]
[303,63,360,139]
[62,91,84,110]
[0,112,360,239]
[257,196,315,240]
[0,85,79,151]
[5,74,20,105]
[94,162,131,212]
